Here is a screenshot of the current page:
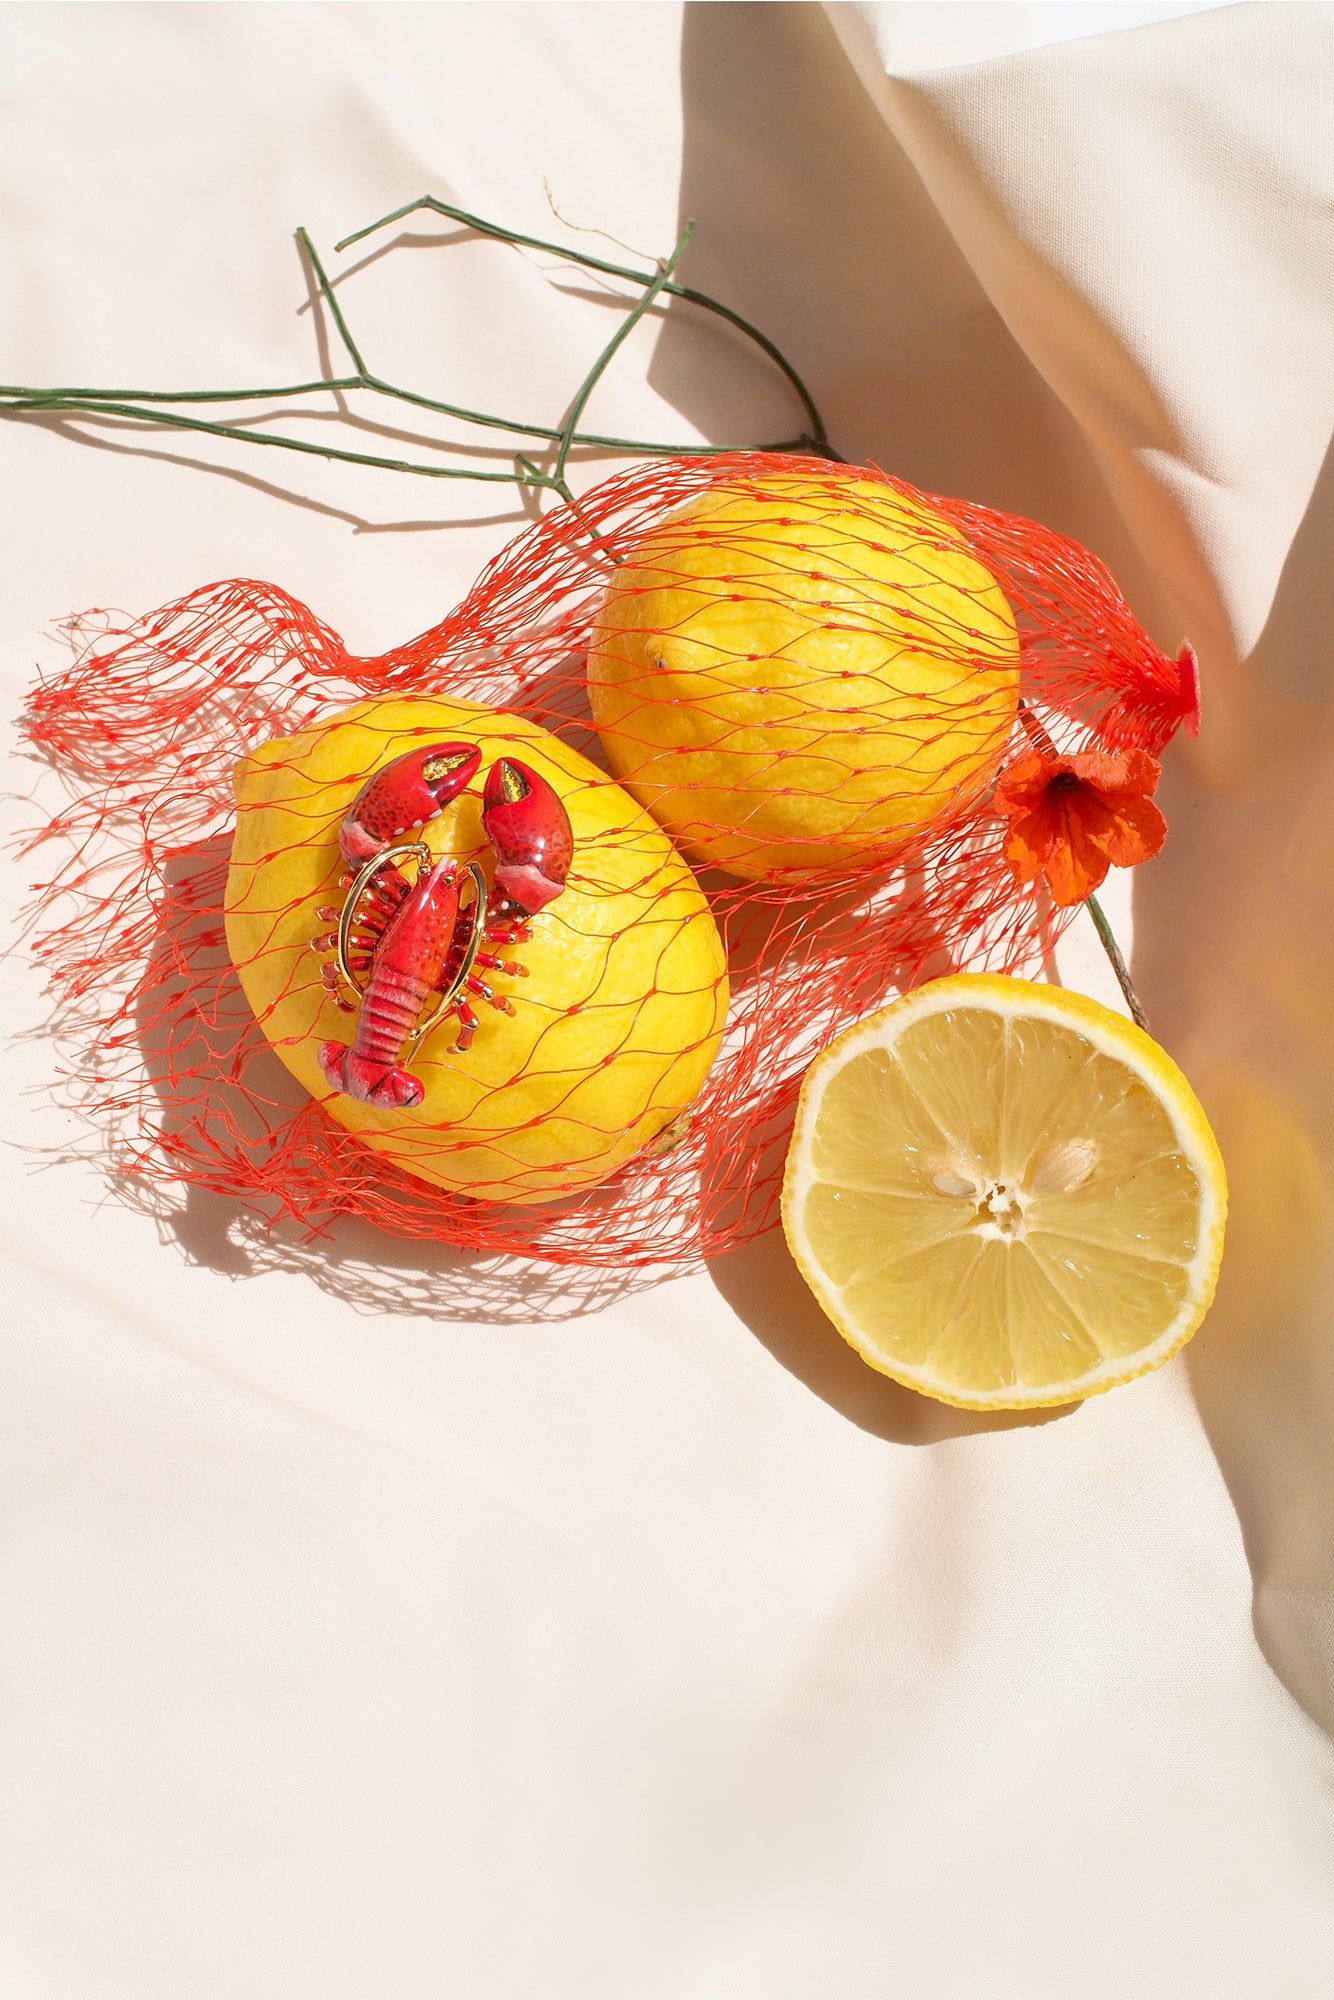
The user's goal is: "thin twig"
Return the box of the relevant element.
[296,226,369,378]
[1,377,750,463]
[553,222,693,490]
[0,377,361,405]
[334,194,830,450]
[1086,892,1149,1031]
[0,203,835,493]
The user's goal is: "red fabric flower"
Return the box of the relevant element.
[993,746,1167,907]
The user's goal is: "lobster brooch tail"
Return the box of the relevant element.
[312,745,573,1109]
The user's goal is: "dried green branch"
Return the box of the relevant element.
[2,395,533,483]
[334,194,831,451]
[0,200,835,498]
[552,221,694,495]
[1085,892,1150,1031]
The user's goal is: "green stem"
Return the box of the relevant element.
[0,377,752,461]
[1085,892,1149,1031]
[0,206,839,497]
[0,387,823,480]
[0,378,361,404]
[334,194,830,450]
[355,372,711,454]
[553,223,692,488]
[296,226,369,378]
[1015,701,1149,1029]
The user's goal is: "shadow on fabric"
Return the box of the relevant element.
[668,8,1334,1689]
[660,0,1136,1443]
[709,1231,1080,1444]
[1136,427,1334,1742]
[656,1,1178,627]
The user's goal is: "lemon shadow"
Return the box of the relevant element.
[709,1226,1079,1444]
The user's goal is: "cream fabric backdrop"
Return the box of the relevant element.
[3,5,1333,1995]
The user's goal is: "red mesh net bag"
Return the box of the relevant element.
[23,452,1197,1269]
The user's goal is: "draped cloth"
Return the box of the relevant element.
[2,5,1332,1993]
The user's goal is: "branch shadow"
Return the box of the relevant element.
[303,224,524,299]
[311,223,658,313]
[5,409,534,536]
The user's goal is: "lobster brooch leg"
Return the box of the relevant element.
[312,746,574,1107]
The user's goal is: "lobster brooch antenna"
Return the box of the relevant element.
[312,745,574,1109]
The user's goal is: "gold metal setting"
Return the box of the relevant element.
[333,846,489,1058]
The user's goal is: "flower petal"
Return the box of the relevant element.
[995,738,1167,908]
[1096,792,1168,868]
[993,751,1056,819]
[1043,795,1114,904]
[1065,747,1161,800]
[1002,806,1057,884]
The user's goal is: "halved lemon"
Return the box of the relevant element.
[782,975,1227,1408]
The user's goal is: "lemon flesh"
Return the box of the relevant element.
[782,975,1227,1408]
[588,471,1020,881]
[225,696,729,1207]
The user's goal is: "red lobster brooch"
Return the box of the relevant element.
[311,744,573,1110]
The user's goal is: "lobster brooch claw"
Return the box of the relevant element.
[312,743,574,1109]
[339,741,480,867]
[481,757,574,912]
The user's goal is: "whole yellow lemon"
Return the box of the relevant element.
[587,469,1020,880]
[224,695,729,1206]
